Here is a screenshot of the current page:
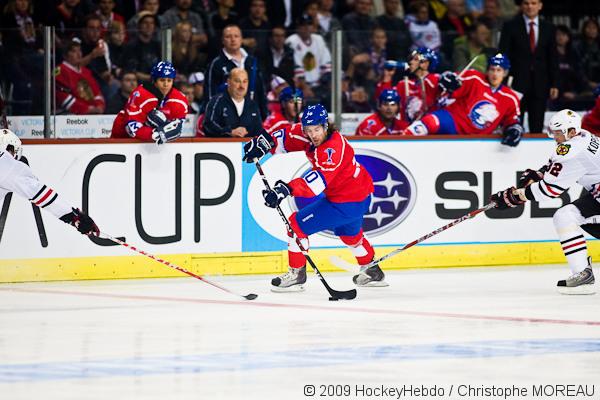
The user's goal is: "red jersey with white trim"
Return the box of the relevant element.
[446,70,521,135]
[269,129,373,203]
[55,61,105,114]
[582,97,600,136]
[111,84,189,140]
[0,152,72,219]
[355,112,409,136]
[375,73,441,120]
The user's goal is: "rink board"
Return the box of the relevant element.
[0,138,594,282]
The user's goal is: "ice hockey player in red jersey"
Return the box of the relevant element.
[0,129,99,237]
[356,89,409,135]
[243,104,387,291]
[403,53,524,146]
[111,61,188,144]
[263,87,304,135]
[582,85,600,135]
[490,110,597,294]
[374,47,441,123]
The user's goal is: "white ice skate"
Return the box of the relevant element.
[557,257,596,295]
[271,266,307,292]
[352,264,388,287]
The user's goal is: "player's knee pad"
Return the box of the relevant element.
[553,204,585,235]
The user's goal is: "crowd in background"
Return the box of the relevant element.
[1,0,600,134]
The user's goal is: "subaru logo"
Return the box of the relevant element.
[290,149,416,237]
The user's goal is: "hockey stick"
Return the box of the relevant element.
[434,54,482,110]
[101,233,258,301]
[330,202,497,272]
[254,159,357,301]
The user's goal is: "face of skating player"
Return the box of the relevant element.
[486,65,506,88]
[379,101,399,120]
[408,53,428,74]
[549,128,576,144]
[304,125,327,147]
[154,77,173,96]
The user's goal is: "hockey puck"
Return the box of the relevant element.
[329,297,339,301]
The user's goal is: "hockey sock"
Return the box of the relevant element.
[288,213,309,269]
[340,230,375,266]
[553,204,588,274]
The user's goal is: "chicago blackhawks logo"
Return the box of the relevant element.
[556,143,571,156]
[468,100,499,129]
[290,149,416,237]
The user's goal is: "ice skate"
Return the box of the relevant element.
[557,257,596,295]
[352,264,388,287]
[271,266,307,292]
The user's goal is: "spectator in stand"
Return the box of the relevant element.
[286,15,332,104]
[316,0,341,43]
[574,19,600,91]
[205,24,268,119]
[452,19,493,73]
[47,0,93,39]
[550,25,589,111]
[266,0,302,30]
[95,0,125,36]
[208,0,238,44]
[368,27,388,81]
[176,82,196,113]
[582,86,600,135]
[0,0,43,115]
[160,0,208,48]
[438,0,472,37]
[203,67,265,137]
[262,26,296,87]
[266,75,289,115]
[481,0,503,47]
[375,0,410,60]
[342,53,377,113]
[172,21,206,78]
[263,86,304,133]
[126,0,160,34]
[188,72,205,114]
[111,61,188,144]
[106,70,138,113]
[239,0,272,55]
[123,12,161,84]
[105,20,126,78]
[405,1,441,52]
[356,89,409,135]
[499,0,558,133]
[497,0,518,20]
[80,14,119,99]
[303,1,321,35]
[341,0,377,56]
[55,39,105,114]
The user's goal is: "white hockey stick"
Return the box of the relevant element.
[330,203,496,272]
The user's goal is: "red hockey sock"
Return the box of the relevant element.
[340,230,375,266]
[288,213,309,269]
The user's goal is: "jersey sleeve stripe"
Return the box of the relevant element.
[30,185,48,202]
[544,180,566,192]
[542,180,564,196]
[166,98,189,112]
[41,193,58,208]
[497,90,521,115]
[33,188,53,206]
[561,234,584,245]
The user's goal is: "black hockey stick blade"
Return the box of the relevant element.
[328,288,357,301]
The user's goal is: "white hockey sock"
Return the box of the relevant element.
[553,204,588,274]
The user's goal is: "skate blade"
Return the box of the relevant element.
[356,280,389,288]
[556,284,596,295]
[271,284,305,293]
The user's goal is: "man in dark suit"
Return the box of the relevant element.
[499,0,559,133]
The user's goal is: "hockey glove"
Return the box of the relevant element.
[243,131,275,163]
[501,124,523,147]
[152,119,183,145]
[262,180,291,208]
[518,168,544,188]
[146,109,168,129]
[60,208,100,236]
[439,71,462,93]
[490,187,526,210]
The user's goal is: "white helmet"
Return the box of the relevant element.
[0,129,23,160]
[547,109,582,139]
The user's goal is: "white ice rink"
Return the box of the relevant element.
[1,265,599,400]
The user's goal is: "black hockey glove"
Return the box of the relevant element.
[60,208,99,236]
[262,180,291,208]
[152,119,183,145]
[501,124,523,147]
[243,131,275,163]
[439,71,462,93]
[490,187,525,210]
[517,168,544,188]
[146,109,168,129]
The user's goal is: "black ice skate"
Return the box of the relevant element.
[271,266,307,292]
[557,257,596,295]
[352,264,388,287]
